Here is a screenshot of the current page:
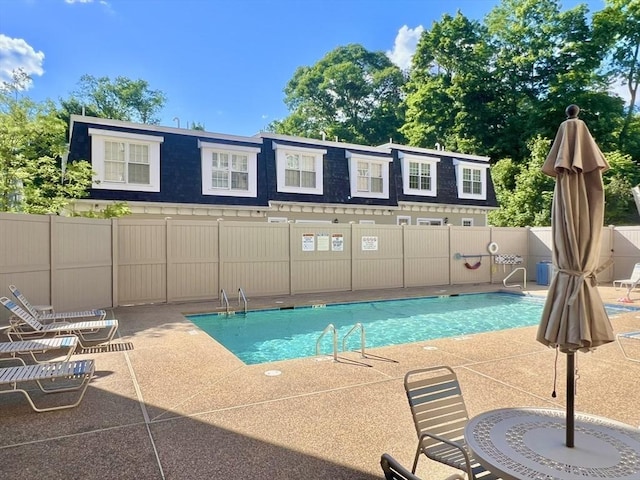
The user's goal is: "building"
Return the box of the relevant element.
[67,115,498,225]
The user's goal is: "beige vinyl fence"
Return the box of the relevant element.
[1,213,636,318]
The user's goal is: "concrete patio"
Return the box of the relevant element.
[1,284,639,480]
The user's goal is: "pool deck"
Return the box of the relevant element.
[2,283,640,479]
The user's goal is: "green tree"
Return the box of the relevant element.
[269,44,406,145]
[603,150,640,224]
[593,0,640,151]
[0,81,94,214]
[60,75,167,125]
[488,136,556,227]
[402,12,495,154]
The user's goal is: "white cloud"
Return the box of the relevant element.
[0,35,45,89]
[386,25,424,71]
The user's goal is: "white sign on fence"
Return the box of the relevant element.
[361,236,378,251]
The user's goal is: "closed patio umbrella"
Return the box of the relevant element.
[537,105,614,447]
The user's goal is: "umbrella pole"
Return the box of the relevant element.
[567,352,575,447]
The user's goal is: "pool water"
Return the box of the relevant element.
[187,293,635,365]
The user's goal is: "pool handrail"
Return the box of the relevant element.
[316,324,338,362]
[220,289,230,313]
[342,322,366,358]
[238,288,247,314]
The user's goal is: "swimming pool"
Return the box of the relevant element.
[187,293,636,365]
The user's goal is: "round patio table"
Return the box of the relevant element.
[465,408,640,480]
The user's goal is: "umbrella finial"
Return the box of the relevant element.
[566,104,580,119]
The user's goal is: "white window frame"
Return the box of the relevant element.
[417,218,444,226]
[267,217,288,223]
[399,152,439,197]
[199,141,259,197]
[397,216,411,225]
[359,220,376,224]
[453,159,489,200]
[89,128,163,192]
[273,142,326,195]
[462,218,474,226]
[346,151,392,199]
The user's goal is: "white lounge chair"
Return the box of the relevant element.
[613,263,640,298]
[1,297,118,347]
[616,331,640,363]
[0,336,78,364]
[0,359,94,412]
[9,285,106,322]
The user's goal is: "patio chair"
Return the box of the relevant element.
[0,359,94,412]
[613,263,640,296]
[0,335,78,364]
[616,331,640,363]
[9,285,107,323]
[1,297,118,347]
[380,453,465,480]
[404,366,499,480]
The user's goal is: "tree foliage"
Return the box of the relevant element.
[269,44,406,145]
[0,82,94,214]
[60,74,167,125]
[593,0,640,151]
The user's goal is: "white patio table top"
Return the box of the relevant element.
[465,407,640,480]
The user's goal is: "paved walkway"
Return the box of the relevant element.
[1,284,639,479]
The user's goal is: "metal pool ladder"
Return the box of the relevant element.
[503,267,527,289]
[316,323,367,362]
[342,322,366,358]
[238,288,247,313]
[220,289,230,313]
[316,324,338,362]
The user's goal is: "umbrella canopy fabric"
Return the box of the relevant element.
[537,114,614,353]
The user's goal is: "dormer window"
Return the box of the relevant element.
[89,128,163,192]
[346,151,392,199]
[199,141,259,197]
[453,159,489,200]
[273,142,326,195]
[399,152,439,197]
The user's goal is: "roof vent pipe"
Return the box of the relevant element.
[435,142,441,151]
[173,117,180,128]
[320,131,326,141]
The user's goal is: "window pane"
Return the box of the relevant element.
[285,169,300,187]
[300,171,316,188]
[232,154,247,172]
[357,176,369,191]
[105,141,125,162]
[105,162,125,182]
[370,163,383,177]
[286,153,299,169]
[129,144,149,164]
[128,163,150,184]
[371,177,383,193]
[420,177,431,190]
[212,171,229,188]
[300,155,315,172]
[409,174,419,189]
[231,171,248,190]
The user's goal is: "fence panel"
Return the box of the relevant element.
[449,227,492,284]
[51,216,113,311]
[0,213,51,322]
[167,220,219,303]
[403,226,450,287]
[117,219,167,305]
[219,222,290,297]
[351,225,404,290]
[290,224,352,294]
[489,227,529,285]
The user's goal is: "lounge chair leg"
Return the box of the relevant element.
[411,442,421,474]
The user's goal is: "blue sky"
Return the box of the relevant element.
[2,0,605,137]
